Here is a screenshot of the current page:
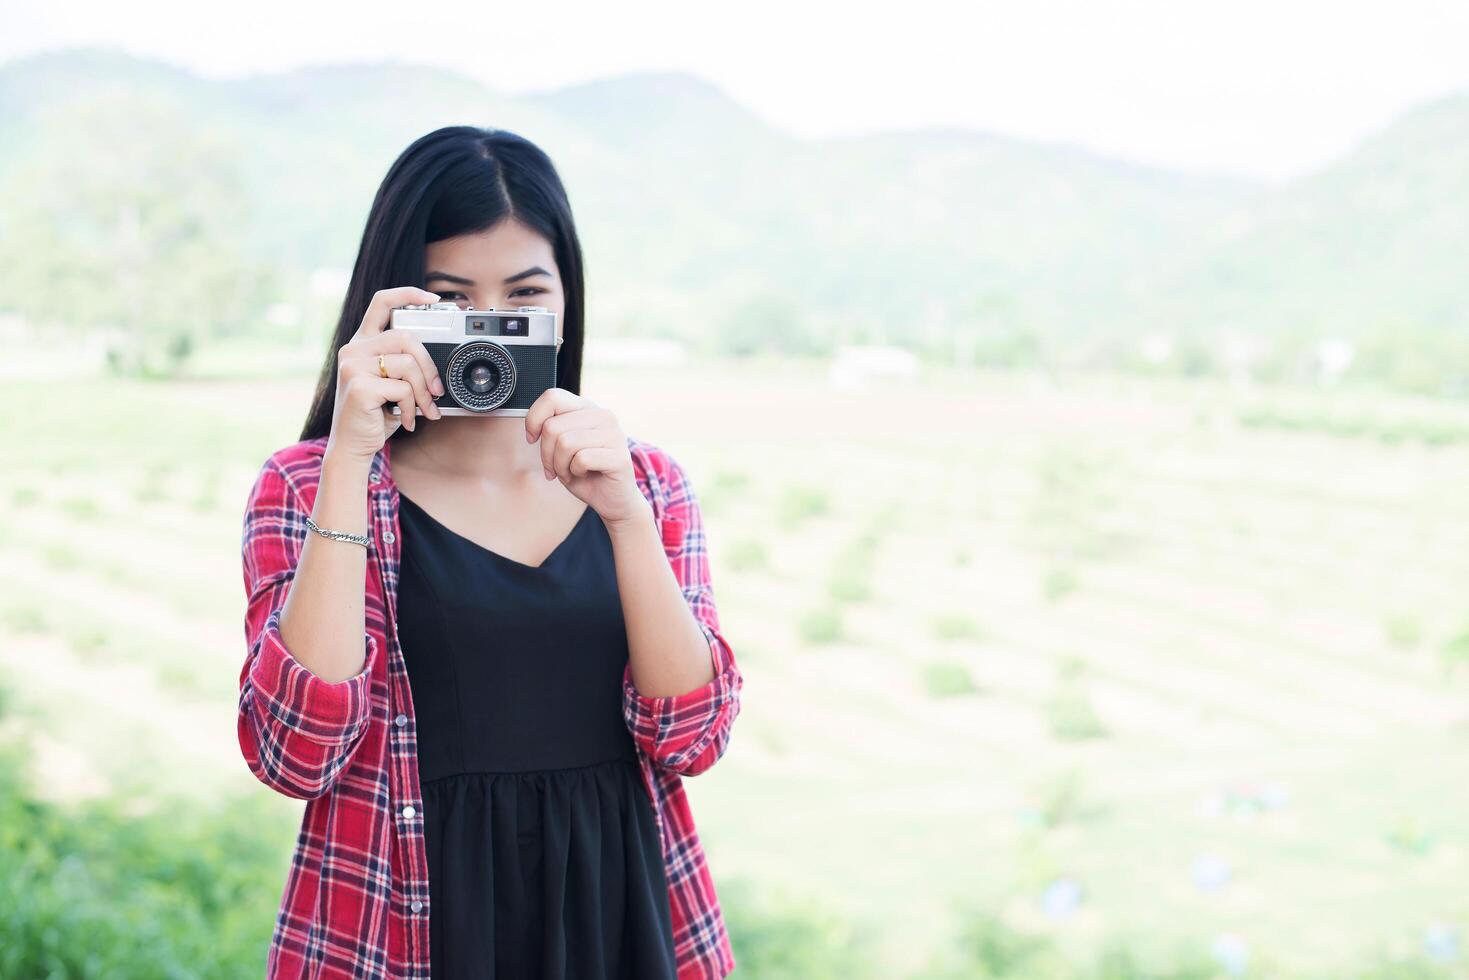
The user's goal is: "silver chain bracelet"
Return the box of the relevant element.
[305,515,372,549]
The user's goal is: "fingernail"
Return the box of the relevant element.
[544,468,554,480]
[432,378,444,395]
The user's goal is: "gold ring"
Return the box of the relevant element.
[378,353,388,379]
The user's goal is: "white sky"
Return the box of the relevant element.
[6,0,1469,182]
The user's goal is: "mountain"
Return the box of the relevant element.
[0,47,1464,357]
[523,72,783,155]
[1154,94,1469,336]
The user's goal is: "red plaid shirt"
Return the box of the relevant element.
[237,432,742,978]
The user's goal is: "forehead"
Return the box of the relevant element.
[425,219,558,275]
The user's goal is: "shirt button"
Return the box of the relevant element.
[410,900,423,913]
[369,472,381,484]
[383,530,396,543]
[395,713,408,728]
[402,804,416,819]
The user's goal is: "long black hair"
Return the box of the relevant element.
[299,126,586,442]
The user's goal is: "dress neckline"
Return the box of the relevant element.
[398,491,593,572]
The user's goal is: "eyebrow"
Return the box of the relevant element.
[425,266,552,287]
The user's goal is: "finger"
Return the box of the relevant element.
[538,411,601,478]
[380,402,401,438]
[394,382,418,431]
[376,349,440,421]
[567,446,623,478]
[348,374,414,426]
[524,388,579,443]
[551,428,599,482]
[385,332,446,407]
[363,376,417,431]
[356,287,441,338]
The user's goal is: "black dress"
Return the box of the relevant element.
[395,491,678,980]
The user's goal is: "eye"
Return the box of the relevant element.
[432,288,543,305]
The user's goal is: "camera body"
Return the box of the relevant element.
[386,302,560,417]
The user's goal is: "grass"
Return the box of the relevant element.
[6,364,1469,976]
[1238,403,1469,446]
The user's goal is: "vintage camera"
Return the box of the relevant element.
[386,303,560,417]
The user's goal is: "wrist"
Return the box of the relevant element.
[322,447,376,482]
[603,497,655,538]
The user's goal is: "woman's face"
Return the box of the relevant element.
[423,219,565,342]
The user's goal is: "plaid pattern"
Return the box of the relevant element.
[238,433,742,978]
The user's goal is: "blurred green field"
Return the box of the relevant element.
[3,357,1468,977]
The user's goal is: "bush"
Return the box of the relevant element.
[933,612,984,642]
[700,468,752,517]
[955,913,1059,977]
[1047,681,1107,740]
[1383,613,1422,651]
[1439,625,1469,675]
[827,530,882,604]
[798,606,843,645]
[922,660,979,698]
[0,729,293,977]
[725,537,770,572]
[719,875,877,979]
[1043,567,1079,601]
[776,484,830,529]
[828,565,873,603]
[1031,768,1093,829]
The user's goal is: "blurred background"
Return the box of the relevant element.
[4,2,1469,977]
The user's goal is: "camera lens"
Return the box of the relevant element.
[465,360,498,394]
[445,341,517,412]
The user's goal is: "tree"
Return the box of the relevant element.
[0,89,277,376]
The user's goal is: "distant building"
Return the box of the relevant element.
[1139,332,1173,365]
[1305,337,1355,385]
[827,344,920,388]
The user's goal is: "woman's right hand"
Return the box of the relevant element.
[325,286,448,464]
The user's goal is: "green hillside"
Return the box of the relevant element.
[1152,94,1469,338]
[0,47,1466,380]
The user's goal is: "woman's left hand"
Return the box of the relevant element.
[524,388,650,528]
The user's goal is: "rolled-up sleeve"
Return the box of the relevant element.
[622,452,743,777]
[237,458,375,800]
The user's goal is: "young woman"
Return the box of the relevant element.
[237,126,742,979]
